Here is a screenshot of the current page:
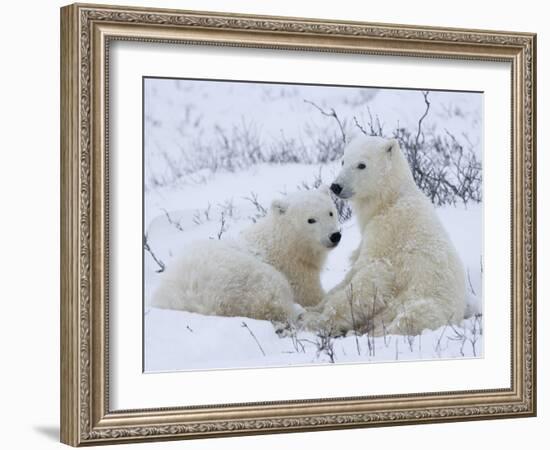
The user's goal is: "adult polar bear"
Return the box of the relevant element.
[152,187,341,322]
[311,136,466,336]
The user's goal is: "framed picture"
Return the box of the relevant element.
[60,3,536,446]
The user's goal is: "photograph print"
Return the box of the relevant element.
[143,77,483,372]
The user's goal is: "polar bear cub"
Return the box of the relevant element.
[309,136,466,335]
[151,187,341,322]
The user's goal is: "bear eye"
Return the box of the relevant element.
[308,218,316,224]
[341,160,344,166]
[357,163,366,170]
[329,212,333,217]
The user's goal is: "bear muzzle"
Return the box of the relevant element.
[330,183,342,195]
[330,232,342,244]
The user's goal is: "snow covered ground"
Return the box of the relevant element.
[143,78,483,372]
[145,308,482,372]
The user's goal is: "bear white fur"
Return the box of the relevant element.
[151,187,340,322]
[308,136,466,336]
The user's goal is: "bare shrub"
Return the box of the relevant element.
[150,111,346,186]
[313,327,337,363]
[161,208,184,232]
[354,91,482,206]
[468,314,483,356]
[274,321,307,353]
[192,203,212,225]
[146,91,481,208]
[447,323,467,357]
[445,315,483,358]
[243,192,267,223]
[297,166,324,191]
[299,325,337,363]
[268,131,310,164]
[217,198,236,219]
[213,118,264,170]
[299,169,353,223]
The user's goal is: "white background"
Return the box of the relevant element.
[0,0,546,449]
[111,43,509,409]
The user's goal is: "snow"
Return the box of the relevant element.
[143,78,483,372]
[145,309,482,372]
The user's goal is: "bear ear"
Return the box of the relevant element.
[271,199,289,215]
[386,138,399,155]
[318,184,330,195]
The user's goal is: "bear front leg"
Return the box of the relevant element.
[314,260,394,335]
[349,245,361,267]
[300,288,352,335]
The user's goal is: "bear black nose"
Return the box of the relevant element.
[330,232,342,244]
[330,183,342,195]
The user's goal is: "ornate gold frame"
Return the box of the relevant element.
[60,3,536,446]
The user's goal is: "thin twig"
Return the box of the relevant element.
[161,208,184,231]
[415,91,431,147]
[382,320,390,348]
[467,268,477,296]
[216,212,227,240]
[304,99,347,144]
[353,116,368,136]
[243,192,267,222]
[347,284,361,356]
[143,233,165,273]
[435,321,450,356]
[242,322,266,356]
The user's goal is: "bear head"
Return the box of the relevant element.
[270,186,341,250]
[330,135,412,202]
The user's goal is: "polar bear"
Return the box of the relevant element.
[151,187,341,322]
[307,136,466,336]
